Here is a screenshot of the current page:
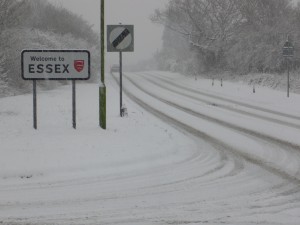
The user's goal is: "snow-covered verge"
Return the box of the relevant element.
[236,72,300,94]
[191,71,300,94]
[0,76,193,182]
[0,74,208,225]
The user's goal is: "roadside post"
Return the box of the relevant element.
[21,50,90,129]
[72,80,76,129]
[282,37,294,98]
[33,80,37,129]
[107,24,134,117]
[119,51,123,116]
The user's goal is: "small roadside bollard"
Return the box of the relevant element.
[221,78,223,87]
[253,84,256,93]
[121,105,128,117]
[212,78,215,86]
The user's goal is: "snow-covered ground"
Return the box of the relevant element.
[0,71,300,224]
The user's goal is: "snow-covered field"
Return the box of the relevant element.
[1,71,300,224]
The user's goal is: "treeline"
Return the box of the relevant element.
[0,0,99,97]
[152,0,300,75]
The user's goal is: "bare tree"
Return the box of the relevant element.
[152,0,298,74]
[0,0,29,33]
[152,0,243,69]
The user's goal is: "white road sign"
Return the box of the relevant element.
[107,25,134,52]
[22,50,90,80]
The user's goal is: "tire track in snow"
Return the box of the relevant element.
[0,77,252,225]
[144,71,300,122]
[111,72,300,224]
[1,76,300,225]
[141,72,300,130]
[121,72,300,183]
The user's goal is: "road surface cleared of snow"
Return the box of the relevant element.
[0,71,300,224]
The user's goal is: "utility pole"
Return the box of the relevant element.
[99,0,106,129]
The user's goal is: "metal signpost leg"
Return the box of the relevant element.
[33,80,37,130]
[72,80,76,129]
[282,37,294,98]
[120,51,123,117]
[287,59,290,98]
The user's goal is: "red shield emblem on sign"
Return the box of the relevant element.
[74,60,84,72]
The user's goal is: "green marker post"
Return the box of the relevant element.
[99,0,106,129]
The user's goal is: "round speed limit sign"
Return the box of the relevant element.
[107,25,134,52]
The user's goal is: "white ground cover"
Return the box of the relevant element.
[0,71,300,225]
[124,71,300,178]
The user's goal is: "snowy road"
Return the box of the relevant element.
[0,71,300,224]
[119,71,300,224]
[122,72,300,179]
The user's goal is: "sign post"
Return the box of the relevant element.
[119,51,123,116]
[21,50,90,129]
[33,80,37,130]
[72,80,76,129]
[282,38,294,98]
[107,24,134,117]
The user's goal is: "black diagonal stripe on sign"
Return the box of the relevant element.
[112,28,130,48]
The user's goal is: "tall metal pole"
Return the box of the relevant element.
[286,58,290,98]
[99,0,106,129]
[119,51,123,117]
[287,58,290,98]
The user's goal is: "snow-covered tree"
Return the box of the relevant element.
[152,0,299,75]
[0,0,100,96]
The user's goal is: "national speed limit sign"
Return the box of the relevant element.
[107,25,134,52]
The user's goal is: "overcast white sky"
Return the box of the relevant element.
[48,0,169,66]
